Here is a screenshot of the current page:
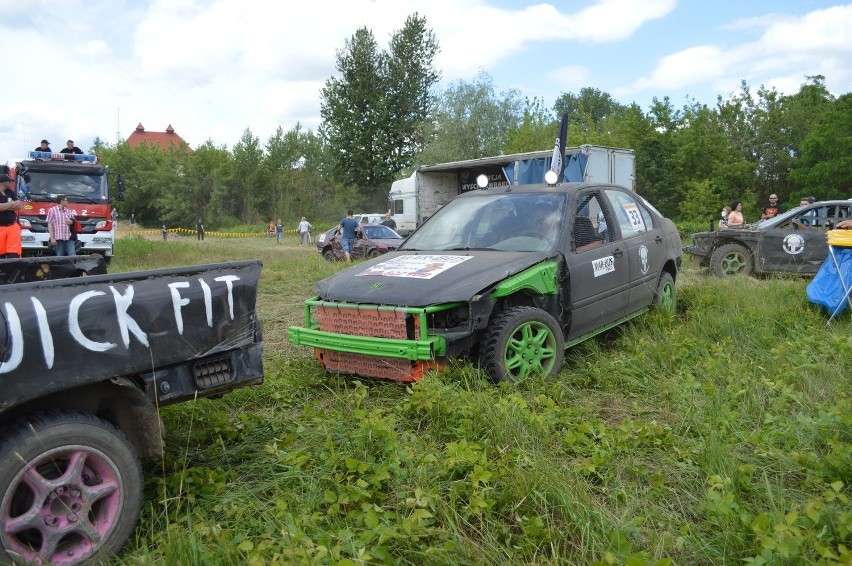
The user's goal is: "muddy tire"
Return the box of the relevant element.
[481,306,565,383]
[323,249,335,261]
[0,411,143,565]
[652,272,676,313]
[367,249,381,259]
[710,243,753,277]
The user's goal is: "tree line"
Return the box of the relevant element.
[93,13,850,230]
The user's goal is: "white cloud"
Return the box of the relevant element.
[622,4,852,101]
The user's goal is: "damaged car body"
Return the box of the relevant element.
[289,181,681,383]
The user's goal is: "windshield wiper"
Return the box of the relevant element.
[445,247,497,251]
[67,195,100,204]
[21,191,53,202]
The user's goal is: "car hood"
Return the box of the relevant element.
[314,250,552,306]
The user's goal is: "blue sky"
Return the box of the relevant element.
[1,0,850,167]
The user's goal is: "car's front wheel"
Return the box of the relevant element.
[0,411,143,565]
[652,272,676,313]
[481,306,565,383]
[710,243,753,277]
[323,249,335,261]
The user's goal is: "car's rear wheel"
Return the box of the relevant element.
[710,243,753,277]
[652,272,676,313]
[481,306,564,383]
[0,411,143,565]
[323,249,335,261]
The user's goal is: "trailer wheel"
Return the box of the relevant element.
[481,306,564,383]
[710,243,753,277]
[0,411,143,566]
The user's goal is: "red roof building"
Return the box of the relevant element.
[126,123,191,151]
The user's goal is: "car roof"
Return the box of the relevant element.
[453,181,628,198]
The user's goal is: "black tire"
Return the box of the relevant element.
[481,306,565,383]
[367,249,381,259]
[0,411,143,565]
[323,248,335,261]
[652,272,676,313]
[710,243,753,277]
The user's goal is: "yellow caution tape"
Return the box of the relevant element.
[119,227,300,238]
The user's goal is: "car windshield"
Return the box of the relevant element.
[18,171,106,203]
[361,225,400,239]
[400,192,567,252]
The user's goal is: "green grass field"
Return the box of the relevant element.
[110,233,851,565]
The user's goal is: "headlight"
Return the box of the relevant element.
[18,218,31,228]
[95,220,108,229]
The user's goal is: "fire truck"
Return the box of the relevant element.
[13,151,124,262]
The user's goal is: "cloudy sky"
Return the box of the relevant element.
[2,0,850,167]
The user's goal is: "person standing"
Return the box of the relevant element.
[298,217,313,245]
[0,173,23,258]
[60,140,84,161]
[761,194,783,220]
[34,139,52,153]
[275,219,283,244]
[380,211,397,230]
[111,208,118,228]
[162,224,168,241]
[130,212,136,225]
[196,219,205,240]
[337,209,361,262]
[46,195,76,256]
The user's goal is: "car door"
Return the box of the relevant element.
[603,188,666,313]
[564,189,630,340]
[759,204,843,274]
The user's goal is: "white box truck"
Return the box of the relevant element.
[388,145,635,235]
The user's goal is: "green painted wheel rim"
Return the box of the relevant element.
[504,321,558,380]
[721,252,747,275]
[660,281,675,312]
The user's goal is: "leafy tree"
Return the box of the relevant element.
[385,13,440,170]
[504,97,556,154]
[413,71,523,165]
[790,92,852,199]
[321,15,440,207]
[232,129,264,221]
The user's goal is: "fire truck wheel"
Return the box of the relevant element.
[0,411,143,566]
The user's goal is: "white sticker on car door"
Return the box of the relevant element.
[592,255,615,277]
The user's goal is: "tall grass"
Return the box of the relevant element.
[110,234,851,565]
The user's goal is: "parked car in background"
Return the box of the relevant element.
[316,223,403,261]
[353,213,384,225]
[685,200,852,277]
[290,181,681,383]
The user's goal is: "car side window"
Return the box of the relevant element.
[604,189,653,238]
[573,192,614,253]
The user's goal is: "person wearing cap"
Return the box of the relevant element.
[0,173,23,258]
[46,195,76,256]
[60,139,84,160]
[34,139,52,153]
[380,211,397,230]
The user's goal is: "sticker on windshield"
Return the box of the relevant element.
[623,202,645,232]
[592,256,615,277]
[783,234,805,255]
[358,255,473,279]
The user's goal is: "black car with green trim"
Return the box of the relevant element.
[288,181,681,383]
[685,199,852,277]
